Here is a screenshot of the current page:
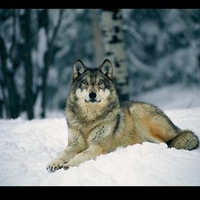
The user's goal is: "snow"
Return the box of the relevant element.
[0,85,200,186]
[134,84,200,110]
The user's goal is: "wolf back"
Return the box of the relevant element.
[47,59,199,172]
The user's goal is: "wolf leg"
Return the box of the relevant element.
[167,130,199,150]
[47,146,82,172]
[62,145,103,169]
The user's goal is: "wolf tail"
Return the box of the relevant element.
[167,130,199,150]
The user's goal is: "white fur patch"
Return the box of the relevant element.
[75,88,110,103]
[76,88,88,103]
[97,89,110,102]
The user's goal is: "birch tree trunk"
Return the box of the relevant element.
[101,9,129,102]
[90,9,104,67]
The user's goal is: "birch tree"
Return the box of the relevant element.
[90,9,104,66]
[101,9,129,102]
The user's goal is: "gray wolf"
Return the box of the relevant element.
[47,59,199,172]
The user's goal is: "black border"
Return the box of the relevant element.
[1,0,200,190]
[0,0,200,9]
[0,186,200,192]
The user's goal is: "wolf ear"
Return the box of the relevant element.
[73,59,88,80]
[98,59,113,79]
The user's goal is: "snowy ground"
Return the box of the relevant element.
[0,84,200,186]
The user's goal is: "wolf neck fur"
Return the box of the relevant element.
[66,96,120,124]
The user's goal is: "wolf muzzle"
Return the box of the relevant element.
[88,92,98,103]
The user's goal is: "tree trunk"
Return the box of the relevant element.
[23,9,34,119]
[90,9,105,66]
[0,35,10,118]
[0,35,20,119]
[41,9,64,118]
[101,9,129,102]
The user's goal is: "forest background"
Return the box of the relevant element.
[0,9,200,120]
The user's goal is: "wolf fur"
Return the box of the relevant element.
[47,59,199,172]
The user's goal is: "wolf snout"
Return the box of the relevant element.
[89,92,97,99]
[88,92,100,103]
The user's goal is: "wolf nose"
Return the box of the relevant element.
[89,92,97,99]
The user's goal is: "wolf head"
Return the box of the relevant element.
[71,59,116,104]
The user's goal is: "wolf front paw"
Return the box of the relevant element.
[63,164,70,170]
[46,159,65,172]
[62,160,80,170]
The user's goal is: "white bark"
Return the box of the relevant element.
[90,9,105,67]
[101,9,129,101]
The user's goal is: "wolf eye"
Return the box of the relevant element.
[82,80,88,85]
[98,80,104,85]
